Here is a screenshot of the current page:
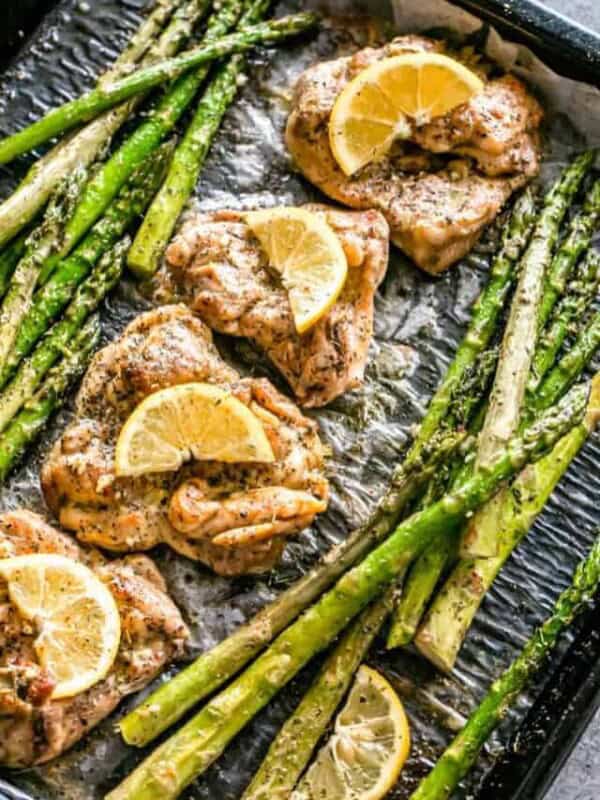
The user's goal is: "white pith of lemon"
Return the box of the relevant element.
[292,665,411,800]
[0,553,121,699]
[329,52,484,175]
[245,207,348,334]
[115,382,275,478]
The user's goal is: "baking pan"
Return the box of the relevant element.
[0,1,599,799]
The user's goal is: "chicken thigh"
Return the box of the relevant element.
[0,510,188,768]
[285,36,543,273]
[158,204,389,407]
[41,306,329,576]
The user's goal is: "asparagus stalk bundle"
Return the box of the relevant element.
[37,0,280,286]
[119,426,466,747]
[475,151,593,474]
[528,247,600,393]
[415,369,600,672]
[241,589,395,800]
[129,0,273,277]
[0,13,319,167]
[410,529,600,800]
[0,0,201,249]
[0,239,126,434]
[109,384,589,800]
[0,141,174,392]
[0,168,88,373]
[0,316,100,482]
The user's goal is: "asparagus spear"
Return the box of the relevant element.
[528,248,600,393]
[0,168,88,375]
[476,152,593,473]
[241,589,394,800]
[0,316,100,483]
[415,366,600,672]
[119,428,467,747]
[38,0,247,282]
[109,384,589,800]
[0,13,319,166]
[129,0,272,276]
[0,142,173,391]
[410,528,600,800]
[0,231,29,300]
[0,239,126,433]
[537,178,600,331]
[407,188,536,463]
[0,0,200,250]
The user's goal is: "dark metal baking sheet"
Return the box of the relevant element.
[0,1,599,799]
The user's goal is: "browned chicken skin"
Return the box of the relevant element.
[158,205,389,407]
[41,306,329,576]
[285,36,543,273]
[0,510,188,768]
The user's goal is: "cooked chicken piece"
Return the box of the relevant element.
[41,306,328,576]
[158,205,389,407]
[0,510,188,768]
[285,36,543,274]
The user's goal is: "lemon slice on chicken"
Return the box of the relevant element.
[329,52,484,176]
[0,554,121,699]
[115,382,275,477]
[292,665,410,800]
[245,207,348,334]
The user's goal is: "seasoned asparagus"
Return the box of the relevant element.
[0,13,319,166]
[119,428,467,747]
[0,239,126,433]
[0,169,88,375]
[537,178,600,331]
[415,371,600,672]
[407,188,536,463]
[410,529,600,800]
[129,0,272,276]
[110,384,589,800]
[0,142,173,391]
[0,231,29,300]
[241,590,394,800]
[0,316,100,483]
[39,0,246,281]
[0,0,201,249]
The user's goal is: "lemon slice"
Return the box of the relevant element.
[115,382,275,477]
[245,207,348,334]
[0,554,121,699]
[292,665,410,800]
[329,52,484,175]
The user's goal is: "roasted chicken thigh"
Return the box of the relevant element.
[0,510,188,768]
[158,205,389,407]
[41,306,328,576]
[285,35,543,273]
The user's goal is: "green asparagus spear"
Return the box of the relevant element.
[0,0,208,250]
[0,168,88,375]
[0,142,173,391]
[0,239,126,433]
[410,528,600,800]
[415,369,600,672]
[37,0,246,284]
[476,152,593,473]
[241,590,394,800]
[529,248,600,393]
[0,13,319,167]
[109,384,590,800]
[0,316,100,483]
[406,188,536,464]
[531,309,600,414]
[0,231,29,300]
[119,428,467,747]
[537,178,600,331]
[129,0,272,276]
